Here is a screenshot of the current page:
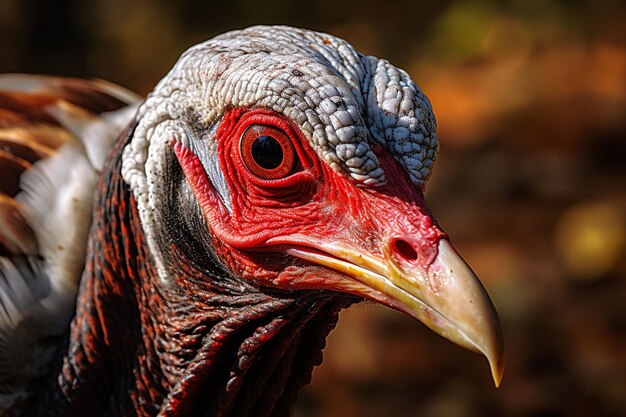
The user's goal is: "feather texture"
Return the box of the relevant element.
[0,75,139,415]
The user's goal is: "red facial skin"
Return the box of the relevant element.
[173,108,447,299]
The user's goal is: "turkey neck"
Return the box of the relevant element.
[25,127,353,417]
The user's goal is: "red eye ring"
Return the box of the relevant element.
[240,124,296,180]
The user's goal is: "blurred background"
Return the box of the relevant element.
[2,0,625,416]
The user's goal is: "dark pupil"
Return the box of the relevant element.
[251,136,283,169]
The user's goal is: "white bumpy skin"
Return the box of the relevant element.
[121,25,439,279]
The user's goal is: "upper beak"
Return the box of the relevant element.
[286,238,505,386]
[408,239,504,386]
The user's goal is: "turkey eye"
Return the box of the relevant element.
[251,136,283,169]
[240,124,296,179]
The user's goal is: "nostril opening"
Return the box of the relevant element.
[393,239,418,262]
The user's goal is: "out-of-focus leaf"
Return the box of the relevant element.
[555,201,625,280]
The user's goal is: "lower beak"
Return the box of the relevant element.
[286,239,505,386]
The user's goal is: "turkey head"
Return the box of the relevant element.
[118,25,503,411]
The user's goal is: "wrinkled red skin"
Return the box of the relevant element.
[25,108,448,417]
[174,107,447,296]
[26,122,352,417]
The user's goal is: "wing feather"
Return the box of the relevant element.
[0,74,141,415]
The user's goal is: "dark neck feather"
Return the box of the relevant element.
[24,127,352,417]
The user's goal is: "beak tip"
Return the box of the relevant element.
[486,336,505,388]
[490,357,505,388]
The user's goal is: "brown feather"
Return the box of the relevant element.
[0,194,36,256]
[0,150,31,196]
[0,75,137,258]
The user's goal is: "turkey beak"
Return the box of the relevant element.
[286,238,504,386]
[386,239,504,387]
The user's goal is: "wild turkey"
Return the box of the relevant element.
[0,26,503,417]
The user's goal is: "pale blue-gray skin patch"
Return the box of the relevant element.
[182,122,232,211]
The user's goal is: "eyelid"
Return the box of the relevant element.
[221,108,318,190]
